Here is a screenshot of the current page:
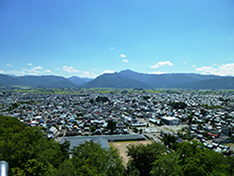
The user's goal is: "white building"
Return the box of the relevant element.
[161,116,180,125]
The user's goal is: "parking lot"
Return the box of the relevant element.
[131,118,188,142]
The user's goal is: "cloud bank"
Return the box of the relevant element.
[63,66,79,73]
[151,61,173,68]
[196,63,234,76]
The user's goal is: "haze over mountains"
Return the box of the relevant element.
[0,69,234,89]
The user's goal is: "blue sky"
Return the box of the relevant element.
[0,0,234,78]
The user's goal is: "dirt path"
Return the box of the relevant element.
[110,140,152,167]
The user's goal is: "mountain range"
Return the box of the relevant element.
[0,69,234,89]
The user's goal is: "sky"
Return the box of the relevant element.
[0,0,234,78]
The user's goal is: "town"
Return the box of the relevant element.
[1,88,234,155]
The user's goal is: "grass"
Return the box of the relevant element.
[164,127,175,133]
[109,143,115,150]
[223,143,234,146]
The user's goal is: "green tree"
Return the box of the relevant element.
[107,120,117,132]
[90,125,97,133]
[132,127,138,133]
[55,141,125,176]
[175,141,231,176]
[162,134,176,149]
[126,142,166,176]
[169,102,187,109]
[95,96,110,103]
[151,152,182,176]
[89,98,95,104]
[0,115,69,175]
[187,114,193,125]
[151,141,233,176]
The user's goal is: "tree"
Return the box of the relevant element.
[89,98,94,104]
[0,115,126,176]
[162,134,176,149]
[126,142,166,176]
[90,125,97,133]
[132,127,138,133]
[0,115,69,175]
[175,141,231,176]
[151,141,233,176]
[57,141,125,176]
[151,152,182,176]
[95,96,110,103]
[169,102,187,109]
[187,114,193,125]
[107,120,117,133]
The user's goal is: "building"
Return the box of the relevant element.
[60,134,147,153]
[161,116,180,125]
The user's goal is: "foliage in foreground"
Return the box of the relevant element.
[0,115,124,176]
[1,115,234,176]
[126,141,234,176]
[53,141,125,176]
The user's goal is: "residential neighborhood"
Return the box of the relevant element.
[1,88,234,155]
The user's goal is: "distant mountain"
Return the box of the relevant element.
[17,75,76,88]
[83,69,233,89]
[84,72,151,89]
[0,74,76,88]
[1,70,233,89]
[117,70,222,88]
[68,76,93,86]
[177,77,234,89]
[0,74,22,86]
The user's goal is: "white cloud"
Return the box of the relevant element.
[34,66,43,70]
[150,61,173,68]
[120,54,126,58]
[149,71,166,75]
[22,68,42,74]
[56,68,60,70]
[192,65,196,67]
[32,68,42,74]
[195,66,213,72]
[110,47,114,50]
[28,63,32,66]
[123,59,129,63]
[196,63,234,76]
[79,71,97,78]
[184,62,186,64]
[28,73,38,76]
[63,66,79,73]
[6,70,26,76]
[0,70,5,74]
[7,64,12,67]
[44,70,51,73]
[101,70,115,74]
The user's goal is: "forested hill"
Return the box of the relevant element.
[84,69,234,89]
[1,115,234,175]
[0,70,234,89]
[0,74,90,88]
